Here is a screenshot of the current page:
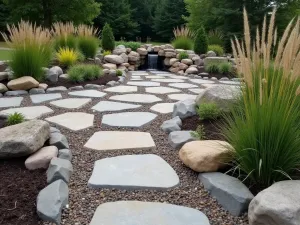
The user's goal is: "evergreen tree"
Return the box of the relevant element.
[153,0,187,41]
[194,26,208,54]
[102,23,115,51]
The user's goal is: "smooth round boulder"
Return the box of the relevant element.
[103,63,117,70]
[181,58,193,65]
[7,76,39,91]
[25,146,58,170]
[104,55,124,64]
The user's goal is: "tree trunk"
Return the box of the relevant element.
[42,0,52,27]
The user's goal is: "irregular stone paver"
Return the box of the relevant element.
[84,131,156,151]
[151,79,184,83]
[130,73,149,76]
[102,112,157,128]
[68,90,107,98]
[130,78,143,81]
[30,93,62,104]
[145,76,166,79]
[169,83,198,89]
[202,84,218,88]
[104,86,138,93]
[0,97,23,108]
[127,81,160,87]
[131,76,141,79]
[92,101,141,112]
[46,112,94,131]
[50,98,91,109]
[89,201,210,225]
[88,154,179,190]
[151,103,175,114]
[168,94,197,101]
[0,106,53,119]
[167,75,189,79]
[145,87,181,94]
[110,94,162,104]
[219,81,241,85]
[189,79,216,84]
[189,88,205,94]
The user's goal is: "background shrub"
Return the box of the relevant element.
[197,103,221,120]
[172,37,193,50]
[115,41,141,51]
[194,26,208,54]
[102,23,115,51]
[68,64,102,83]
[7,112,25,126]
[205,63,219,73]
[56,47,78,67]
[208,45,224,56]
[78,36,99,59]
[218,62,232,74]
[208,30,224,46]
[178,51,189,60]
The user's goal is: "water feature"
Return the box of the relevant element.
[148,54,158,69]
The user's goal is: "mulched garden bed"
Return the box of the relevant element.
[0,158,47,225]
[205,72,236,80]
[0,117,7,129]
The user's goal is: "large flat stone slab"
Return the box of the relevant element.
[127,81,160,87]
[219,81,241,85]
[0,106,53,119]
[92,101,141,112]
[145,75,166,79]
[168,94,197,101]
[151,79,184,83]
[189,79,215,84]
[169,83,198,88]
[110,94,162,104]
[145,87,181,94]
[0,97,23,108]
[90,201,210,225]
[88,154,179,190]
[151,103,175,114]
[188,88,206,94]
[46,112,94,131]
[30,93,62,104]
[104,86,138,93]
[68,90,106,98]
[50,98,91,109]
[102,112,157,128]
[84,131,156,151]
[167,75,189,79]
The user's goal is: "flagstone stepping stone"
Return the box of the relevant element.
[46,112,94,131]
[88,154,179,190]
[0,106,53,119]
[0,97,23,108]
[168,94,197,101]
[92,101,141,112]
[145,87,181,94]
[127,81,160,87]
[219,80,241,85]
[151,103,175,114]
[130,72,149,76]
[167,75,189,79]
[189,79,216,84]
[104,85,137,93]
[145,75,166,79]
[102,112,157,128]
[202,84,218,88]
[68,90,106,98]
[110,94,162,104]
[50,98,91,109]
[130,78,143,81]
[189,88,206,94]
[84,131,156,151]
[152,79,184,83]
[151,71,170,74]
[131,76,141,79]
[30,93,62,104]
[89,201,210,225]
[169,83,198,89]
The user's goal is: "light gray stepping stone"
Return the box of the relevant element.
[168,94,197,101]
[202,84,218,88]
[84,131,156,151]
[151,79,184,83]
[46,86,68,93]
[189,79,215,84]
[88,154,179,190]
[169,83,198,89]
[92,101,141,112]
[30,93,62,104]
[89,201,210,225]
[130,78,143,81]
[68,90,106,98]
[219,81,241,85]
[151,103,175,114]
[46,112,94,131]
[102,112,157,128]
[110,94,162,104]
[5,90,28,96]
[168,130,197,149]
[145,75,166,79]
[127,81,160,87]
[189,88,205,94]
[0,106,53,119]
[0,97,23,108]
[50,98,91,109]
[131,75,141,79]
[130,72,148,76]
[167,75,189,79]
[145,87,181,94]
[104,85,137,93]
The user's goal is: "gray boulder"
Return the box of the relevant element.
[0,83,8,93]
[47,158,73,184]
[0,120,50,158]
[248,180,300,225]
[46,86,68,93]
[5,90,28,96]
[29,88,45,94]
[0,71,9,81]
[199,172,254,216]
[68,86,84,91]
[207,51,217,57]
[46,69,59,83]
[49,132,69,150]
[58,149,72,161]
[173,99,196,119]
[107,81,117,87]
[50,127,61,134]
[104,55,124,64]
[168,131,197,150]
[84,84,102,89]
[51,66,63,76]
[37,180,68,225]
[161,116,182,134]
[118,76,126,83]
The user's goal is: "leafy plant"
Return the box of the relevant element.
[178,51,189,60]
[208,30,224,46]
[223,9,300,189]
[78,36,99,59]
[56,47,78,67]
[208,44,224,56]
[103,50,111,56]
[205,63,219,73]
[218,62,232,74]
[194,25,208,54]
[172,37,194,50]
[6,112,25,126]
[115,41,141,51]
[102,23,115,51]
[67,64,102,83]
[116,69,123,76]
[197,103,221,120]
[191,125,206,140]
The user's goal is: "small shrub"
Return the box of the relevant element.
[208,30,224,46]
[218,62,232,74]
[178,51,189,60]
[67,64,102,83]
[191,125,206,140]
[53,35,77,51]
[205,63,219,73]
[208,45,224,56]
[115,41,141,51]
[102,23,115,51]
[194,26,208,54]
[197,103,221,120]
[78,36,99,59]
[56,47,78,67]
[116,69,123,76]
[172,37,194,50]
[103,50,111,56]
[7,112,25,126]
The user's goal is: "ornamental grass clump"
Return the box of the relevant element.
[56,47,78,67]
[222,9,300,190]
[172,25,194,50]
[52,22,77,51]
[77,24,100,59]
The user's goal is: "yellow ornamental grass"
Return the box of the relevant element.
[56,47,78,67]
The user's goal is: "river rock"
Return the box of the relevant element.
[25,146,58,170]
[104,55,124,64]
[7,76,39,90]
